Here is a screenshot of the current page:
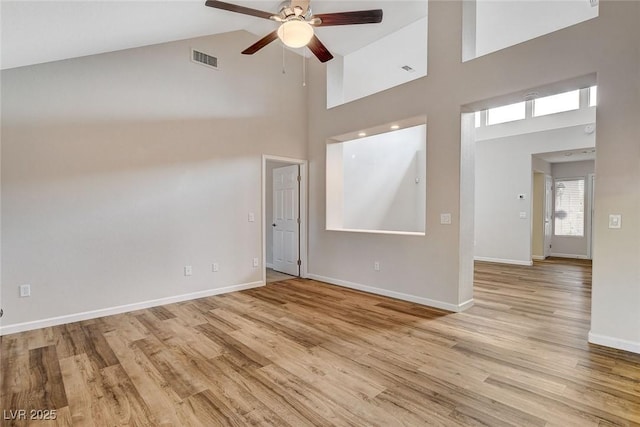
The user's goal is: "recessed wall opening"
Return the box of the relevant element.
[463,0,599,62]
[327,1,428,108]
[326,117,427,235]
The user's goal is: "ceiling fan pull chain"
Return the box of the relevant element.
[282,43,286,74]
[302,49,306,87]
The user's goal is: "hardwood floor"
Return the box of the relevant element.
[2,259,639,426]
[266,268,297,284]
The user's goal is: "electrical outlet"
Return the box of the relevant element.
[374,261,380,271]
[19,284,31,297]
[253,258,259,268]
[212,263,219,272]
[184,266,193,276]
[608,214,621,229]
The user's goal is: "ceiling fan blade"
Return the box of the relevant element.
[313,9,383,27]
[242,31,279,55]
[307,35,334,63]
[205,0,274,20]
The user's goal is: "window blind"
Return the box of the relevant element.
[554,178,585,237]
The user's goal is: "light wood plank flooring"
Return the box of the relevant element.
[266,268,297,283]
[2,259,639,426]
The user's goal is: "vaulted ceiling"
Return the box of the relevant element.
[1,1,428,70]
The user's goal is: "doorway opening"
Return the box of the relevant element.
[467,81,596,268]
[262,155,308,284]
[532,152,596,261]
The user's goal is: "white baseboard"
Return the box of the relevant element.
[550,253,589,259]
[474,256,533,266]
[588,331,640,354]
[307,274,473,313]
[0,281,264,336]
[532,255,546,261]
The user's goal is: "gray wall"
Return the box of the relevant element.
[1,31,307,328]
[339,125,426,233]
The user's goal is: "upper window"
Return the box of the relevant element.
[486,102,525,126]
[589,86,597,107]
[554,178,585,237]
[534,90,580,117]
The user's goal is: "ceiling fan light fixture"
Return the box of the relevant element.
[277,20,314,48]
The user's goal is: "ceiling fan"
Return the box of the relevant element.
[204,0,383,63]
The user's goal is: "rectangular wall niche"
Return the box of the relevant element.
[326,124,426,235]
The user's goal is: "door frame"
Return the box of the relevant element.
[587,173,595,260]
[262,155,308,284]
[544,174,553,259]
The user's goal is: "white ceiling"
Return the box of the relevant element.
[1,1,428,70]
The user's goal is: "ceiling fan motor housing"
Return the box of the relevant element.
[276,0,312,21]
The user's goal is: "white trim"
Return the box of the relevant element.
[0,281,264,336]
[550,253,588,259]
[474,256,533,266]
[325,228,425,237]
[588,331,640,354]
[307,274,473,313]
[457,298,475,311]
[587,173,595,260]
[532,255,546,261]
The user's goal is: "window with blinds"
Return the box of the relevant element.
[554,178,585,236]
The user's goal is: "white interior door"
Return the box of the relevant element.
[544,174,553,258]
[272,165,300,276]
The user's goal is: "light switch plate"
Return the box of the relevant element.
[608,214,621,229]
[248,212,255,222]
[519,211,527,219]
[184,266,193,276]
[19,284,31,297]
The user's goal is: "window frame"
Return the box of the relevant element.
[553,177,586,238]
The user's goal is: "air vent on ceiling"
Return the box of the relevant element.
[191,49,219,70]
[589,0,598,7]
[401,65,415,73]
